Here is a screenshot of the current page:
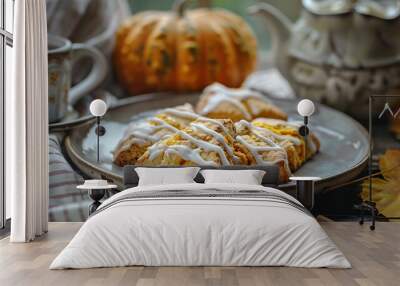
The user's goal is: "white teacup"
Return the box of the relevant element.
[48,34,108,123]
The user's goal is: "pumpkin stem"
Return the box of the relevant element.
[173,0,189,17]
[173,0,211,17]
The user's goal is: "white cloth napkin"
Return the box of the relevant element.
[244,69,295,100]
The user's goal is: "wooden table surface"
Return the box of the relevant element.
[0,221,399,286]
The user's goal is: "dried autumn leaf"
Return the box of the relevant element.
[379,149,400,180]
[361,149,400,218]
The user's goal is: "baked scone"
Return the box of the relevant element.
[137,118,248,166]
[113,104,198,166]
[234,120,292,182]
[195,82,288,122]
[251,118,320,171]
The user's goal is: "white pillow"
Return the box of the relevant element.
[136,167,200,186]
[200,169,266,185]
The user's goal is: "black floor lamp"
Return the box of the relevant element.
[355,95,378,230]
[355,95,400,230]
[296,98,377,229]
[298,95,400,230]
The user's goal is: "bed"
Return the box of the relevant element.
[50,166,350,269]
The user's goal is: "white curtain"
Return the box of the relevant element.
[7,0,49,242]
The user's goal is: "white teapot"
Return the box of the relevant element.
[249,0,400,119]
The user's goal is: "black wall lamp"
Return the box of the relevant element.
[297,99,315,138]
[89,99,108,163]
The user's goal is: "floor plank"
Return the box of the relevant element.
[0,222,399,286]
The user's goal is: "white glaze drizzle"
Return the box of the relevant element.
[251,119,303,145]
[150,117,181,133]
[253,118,302,129]
[166,146,218,166]
[147,143,218,166]
[236,136,282,164]
[163,108,234,138]
[234,120,291,174]
[252,118,318,159]
[199,83,270,119]
[126,122,162,142]
[114,106,198,158]
[115,103,243,166]
[146,119,236,166]
[204,95,252,120]
[191,123,241,164]
[163,108,200,120]
[147,144,164,161]
[113,121,159,156]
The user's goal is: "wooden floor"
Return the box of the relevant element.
[0,222,399,286]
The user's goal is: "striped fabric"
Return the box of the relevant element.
[49,135,88,222]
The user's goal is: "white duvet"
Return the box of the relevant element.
[50,183,351,269]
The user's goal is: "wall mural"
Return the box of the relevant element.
[46,0,400,222]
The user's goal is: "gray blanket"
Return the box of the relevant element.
[92,189,309,218]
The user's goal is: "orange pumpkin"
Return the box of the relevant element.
[113,0,258,95]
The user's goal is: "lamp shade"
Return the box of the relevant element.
[297,99,315,117]
[89,99,108,117]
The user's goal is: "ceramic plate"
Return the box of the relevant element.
[64,92,369,192]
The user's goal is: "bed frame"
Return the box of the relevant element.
[83,166,314,214]
[121,166,321,213]
[86,166,281,215]
[123,165,280,189]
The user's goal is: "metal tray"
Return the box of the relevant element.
[64,92,369,192]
